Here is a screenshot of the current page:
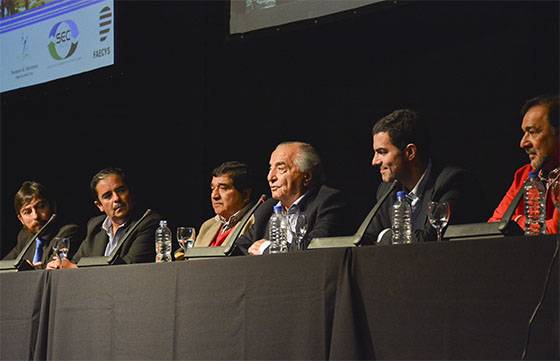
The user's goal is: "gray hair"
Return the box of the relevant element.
[278,141,325,185]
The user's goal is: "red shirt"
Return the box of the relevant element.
[489,164,559,234]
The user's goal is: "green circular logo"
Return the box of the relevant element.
[48,20,79,60]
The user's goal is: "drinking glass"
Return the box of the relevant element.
[177,227,196,253]
[292,213,308,251]
[52,237,70,268]
[427,201,450,241]
[547,167,560,211]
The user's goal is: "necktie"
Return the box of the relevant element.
[406,192,419,208]
[406,192,423,230]
[33,238,44,264]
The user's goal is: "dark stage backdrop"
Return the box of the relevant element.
[1,1,558,257]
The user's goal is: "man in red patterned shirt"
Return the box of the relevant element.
[489,94,559,234]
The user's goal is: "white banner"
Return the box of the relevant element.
[0,0,114,93]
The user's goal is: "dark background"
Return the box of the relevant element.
[1,0,558,256]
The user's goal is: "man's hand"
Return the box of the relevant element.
[46,257,78,270]
[248,239,267,256]
[26,260,44,270]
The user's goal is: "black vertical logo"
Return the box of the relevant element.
[99,6,112,42]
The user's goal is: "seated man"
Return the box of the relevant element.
[489,94,559,233]
[47,167,161,269]
[174,161,255,260]
[238,141,349,255]
[3,181,80,268]
[362,109,485,244]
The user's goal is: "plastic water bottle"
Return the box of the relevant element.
[524,171,546,235]
[155,220,172,262]
[392,191,413,244]
[268,205,288,254]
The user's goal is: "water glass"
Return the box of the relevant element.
[177,227,196,252]
[293,213,308,251]
[427,201,450,241]
[52,237,70,267]
[547,167,560,211]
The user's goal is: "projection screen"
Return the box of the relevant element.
[230,0,384,34]
[0,0,114,93]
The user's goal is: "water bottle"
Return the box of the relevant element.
[155,220,172,262]
[268,205,288,254]
[524,171,546,235]
[392,191,413,244]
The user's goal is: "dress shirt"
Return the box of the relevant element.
[101,217,128,256]
[214,205,248,232]
[257,192,309,255]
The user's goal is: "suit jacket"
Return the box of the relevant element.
[194,215,256,248]
[236,185,350,254]
[2,220,80,266]
[362,165,486,244]
[173,209,256,260]
[72,210,161,264]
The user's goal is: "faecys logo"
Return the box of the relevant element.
[48,20,79,60]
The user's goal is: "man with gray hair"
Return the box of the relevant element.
[237,141,349,255]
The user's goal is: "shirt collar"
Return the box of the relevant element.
[214,202,251,230]
[407,159,432,207]
[101,216,128,235]
[275,191,309,214]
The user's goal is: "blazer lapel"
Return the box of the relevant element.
[415,170,438,231]
[93,231,109,256]
[198,220,222,247]
[416,187,434,230]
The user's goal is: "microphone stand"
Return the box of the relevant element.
[308,180,398,249]
[77,209,152,267]
[184,195,267,259]
[0,213,57,272]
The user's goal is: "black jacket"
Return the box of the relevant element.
[362,165,486,244]
[72,209,161,264]
[2,219,80,265]
[236,185,350,253]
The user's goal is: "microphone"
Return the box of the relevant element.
[78,209,153,267]
[183,194,268,259]
[14,213,57,270]
[224,194,267,255]
[108,209,152,264]
[357,180,397,242]
[308,180,397,249]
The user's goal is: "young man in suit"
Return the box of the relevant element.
[3,181,79,268]
[362,109,485,244]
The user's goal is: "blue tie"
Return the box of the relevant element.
[33,238,44,264]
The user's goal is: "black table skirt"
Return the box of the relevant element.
[1,236,557,360]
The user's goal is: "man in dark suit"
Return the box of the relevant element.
[237,141,349,255]
[47,167,160,269]
[3,181,80,268]
[362,109,485,244]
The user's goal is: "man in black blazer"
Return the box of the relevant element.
[47,167,160,269]
[3,181,80,268]
[237,141,349,255]
[362,109,486,244]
